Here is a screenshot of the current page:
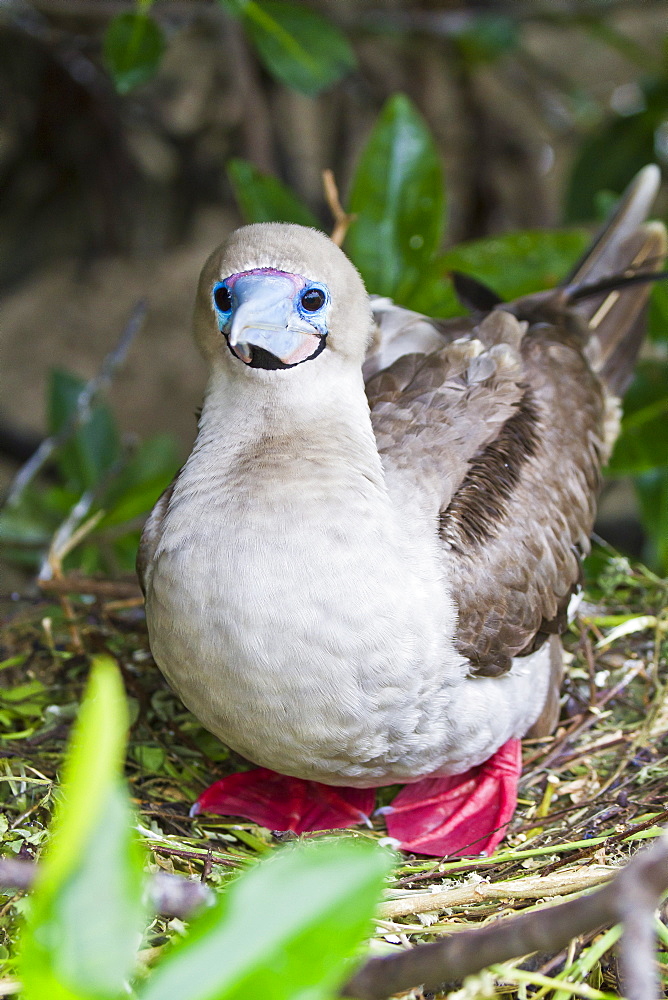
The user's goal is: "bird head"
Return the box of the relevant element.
[194,223,373,374]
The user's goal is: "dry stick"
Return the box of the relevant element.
[148,844,243,869]
[0,859,34,894]
[37,574,143,601]
[378,866,616,921]
[3,300,147,510]
[0,857,212,920]
[39,507,106,653]
[323,170,357,247]
[225,15,276,174]
[616,861,660,1000]
[342,834,668,1000]
[149,870,213,918]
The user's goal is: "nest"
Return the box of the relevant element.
[1,549,667,998]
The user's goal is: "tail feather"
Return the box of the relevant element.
[579,220,667,396]
[561,164,666,396]
[565,164,661,290]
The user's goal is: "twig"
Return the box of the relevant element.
[538,810,668,878]
[103,597,145,612]
[379,866,615,920]
[38,505,106,654]
[37,574,143,601]
[224,14,276,174]
[322,170,356,247]
[0,857,212,920]
[615,848,664,1000]
[0,859,34,893]
[343,834,668,999]
[3,301,147,510]
[523,659,647,778]
[148,844,243,869]
[201,847,214,883]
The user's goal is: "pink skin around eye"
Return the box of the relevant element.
[224,267,307,292]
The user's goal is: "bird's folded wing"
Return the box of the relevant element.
[136,479,176,596]
[366,307,606,677]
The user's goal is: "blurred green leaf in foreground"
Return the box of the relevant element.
[20,655,147,1000]
[17,656,391,1000]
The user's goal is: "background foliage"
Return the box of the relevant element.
[0,0,667,577]
[0,6,668,997]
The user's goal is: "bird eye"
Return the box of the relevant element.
[213,284,232,312]
[300,287,326,312]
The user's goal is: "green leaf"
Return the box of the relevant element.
[346,94,445,303]
[607,360,668,474]
[227,159,320,227]
[20,656,146,1000]
[137,838,390,1000]
[0,502,54,548]
[98,434,179,529]
[648,281,668,344]
[454,14,519,65]
[132,744,167,771]
[635,467,668,573]
[401,227,590,319]
[442,228,591,301]
[565,77,668,222]
[224,0,356,96]
[103,11,166,94]
[48,369,121,493]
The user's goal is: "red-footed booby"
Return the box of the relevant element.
[138,166,666,856]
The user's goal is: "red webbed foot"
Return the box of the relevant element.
[381,739,522,856]
[192,767,375,834]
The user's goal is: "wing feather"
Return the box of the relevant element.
[366,306,606,676]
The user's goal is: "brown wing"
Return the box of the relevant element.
[367,307,606,677]
[367,169,665,678]
[367,311,530,504]
[441,316,605,675]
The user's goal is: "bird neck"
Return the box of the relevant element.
[194,362,385,487]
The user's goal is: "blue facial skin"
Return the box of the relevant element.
[212,283,233,330]
[211,271,330,369]
[213,275,329,327]
[293,285,331,337]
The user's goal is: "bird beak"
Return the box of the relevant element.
[225,273,324,368]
